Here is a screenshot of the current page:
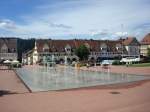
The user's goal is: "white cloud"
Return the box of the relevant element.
[115,32,128,37]
[0,19,16,30]
[49,23,72,29]
[0,0,150,39]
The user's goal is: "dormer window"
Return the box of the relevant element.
[100,43,107,52]
[1,43,8,53]
[65,44,71,53]
[11,48,16,53]
[43,44,49,52]
[116,44,122,51]
[84,43,90,49]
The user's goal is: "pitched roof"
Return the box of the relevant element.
[51,40,76,52]
[35,39,124,53]
[36,39,52,52]
[122,37,134,45]
[0,38,17,50]
[106,40,122,52]
[74,39,100,52]
[122,37,139,46]
[141,33,150,45]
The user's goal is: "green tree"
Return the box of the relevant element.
[17,38,35,62]
[75,44,90,61]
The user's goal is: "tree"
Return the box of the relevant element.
[17,38,35,62]
[75,44,90,61]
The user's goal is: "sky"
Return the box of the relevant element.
[0,0,150,40]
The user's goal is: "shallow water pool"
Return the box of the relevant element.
[16,67,150,92]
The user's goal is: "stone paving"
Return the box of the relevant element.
[0,66,150,112]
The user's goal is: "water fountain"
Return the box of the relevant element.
[52,55,55,62]
[16,66,150,92]
[64,56,68,65]
[51,54,56,68]
[43,56,47,67]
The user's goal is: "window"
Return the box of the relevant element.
[100,43,107,52]
[43,44,49,52]
[1,43,8,53]
[84,43,90,49]
[65,44,71,53]
[116,44,122,51]
[13,48,16,52]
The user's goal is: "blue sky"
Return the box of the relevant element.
[0,0,150,40]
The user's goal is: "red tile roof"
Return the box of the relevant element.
[141,33,150,45]
[51,40,76,52]
[74,39,100,52]
[122,37,139,46]
[35,39,123,53]
[0,38,17,52]
[122,37,134,45]
[36,39,52,52]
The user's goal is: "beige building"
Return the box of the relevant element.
[122,37,140,57]
[23,38,140,65]
[140,33,150,56]
[0,38,18,61]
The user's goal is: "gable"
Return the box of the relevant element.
[43,43,49,49]
[129,38,140,46]
[1,43,8,52]
[65,44,71,49]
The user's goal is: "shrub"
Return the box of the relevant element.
[112,60,125,65]
[141,57,150,63]
[79,63,86,67]
[11,63,22,68]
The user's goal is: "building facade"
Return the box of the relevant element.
[23,38,140,65]
[122,37,140,57]
[140,33,150,56]
[0,38,18,61]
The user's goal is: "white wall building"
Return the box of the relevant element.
[23,38,140,65]
[122,37,140,57]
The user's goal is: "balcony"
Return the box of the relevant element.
[0,53,18,60]
[39,52,75,57]
[90,52,123,57]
